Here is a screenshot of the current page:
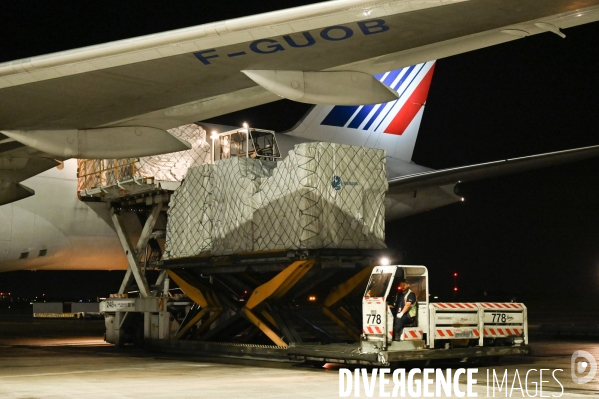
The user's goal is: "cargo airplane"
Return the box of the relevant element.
[1,0,599,272]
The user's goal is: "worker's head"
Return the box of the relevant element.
[399,279,409,291]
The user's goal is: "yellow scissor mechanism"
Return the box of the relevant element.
[322,265,375,342]
[168,270,223,339]
[169,260,315,347]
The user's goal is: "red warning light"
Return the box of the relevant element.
[454,287,458,292]
[453,273,458,277]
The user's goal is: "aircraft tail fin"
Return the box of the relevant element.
[285,61,436,162]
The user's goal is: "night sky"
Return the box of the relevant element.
[1,1,598,302]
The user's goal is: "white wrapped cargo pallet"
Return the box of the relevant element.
[165,158,275,258]
[211,157,275,254]
[254,142,387,250]
[165,142,387,258]
[164,165,213,258]
[136,124,211,182]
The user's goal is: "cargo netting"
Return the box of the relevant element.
[165,142,388,258]
[77,124,211,191]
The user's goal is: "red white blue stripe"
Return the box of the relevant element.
[320,61,436,136]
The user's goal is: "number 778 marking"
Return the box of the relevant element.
[492,313,507,323]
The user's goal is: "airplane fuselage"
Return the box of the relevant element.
[0,160,125,271]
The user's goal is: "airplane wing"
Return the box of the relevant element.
[1,0,599,134]
[387,144,599,193]
[1,0,599,205]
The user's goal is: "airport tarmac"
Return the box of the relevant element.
[1,309,598,398]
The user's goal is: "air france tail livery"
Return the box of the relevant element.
[288,61,435,163]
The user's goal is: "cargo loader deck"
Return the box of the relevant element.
[102,238,530,365]
[87,132,529,366]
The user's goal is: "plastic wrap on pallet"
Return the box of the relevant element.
[254,142,387,250]
[165,158,275,258]
[212,157,276,254]
[165,142,387,258]
[135,124,211,182]
[164,165,213,258]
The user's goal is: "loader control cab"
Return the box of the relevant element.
[361,265,429,353]
[210,126,281,163]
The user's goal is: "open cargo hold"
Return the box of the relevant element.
[77,124,211,198]
[165,142,388,257]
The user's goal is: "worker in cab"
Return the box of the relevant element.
[393,279,417,340]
